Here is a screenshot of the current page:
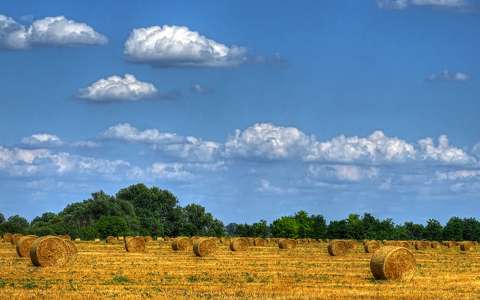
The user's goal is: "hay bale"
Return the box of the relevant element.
[364,241,381,253]
[74,238,81,242]
[414,241,428,250]
[124,236,145,253]
[60,234,71,240]
[278,239,297,250]
[30,236,69,267]
[370,246,416,281]
[346,240,358,250]
[156,237,164,242]
[328,240,349,256]
[230,238,249,251]
[3,233,13,243]
[106,236,116,244]
[11,233,23,245]
[16,235,38,257]
[460,242,475,251]
[430,241,441,249]
[193,238,217,257]
[63,239,78,263]
[254,238,267,247]
[172,237,191,251]
[144,236,153,243]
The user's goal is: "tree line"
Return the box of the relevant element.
[0,184,479,241]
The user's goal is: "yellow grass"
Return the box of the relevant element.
[0,240,479,299]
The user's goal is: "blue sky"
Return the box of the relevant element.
[0,0,479,224]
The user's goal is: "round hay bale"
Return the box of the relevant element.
[156,237,164,242]
[16,235,38,257]
[370,246,416,281]
[3,233,13,243]
[63,239,78,263]
[124,236,145,253]
[172,237,191,251]
[346,240,358,250]
[106,236,116,244]
[74,238,81,242]
[328,240,349,256]
[230,238,249,251]
[144,236,153,243]
[193,238,217,257]
[254,238,267,247]
[30,236,69,267]
[460,242,475,251]
[278,239,297,250]
[11,233,23,245]
[430,241,441,249]
[364,241,381,253]
[60,234,71,240]
[414,241,428,250]
[94,238,100,243]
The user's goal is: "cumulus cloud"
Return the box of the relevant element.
[377,0,467,9]
[21,133,63,147]
[102,123,220,162]
[225,123,314,160]
[124,25,246,67]
[78,74,157,101]
[0,146,128,177]
[418,135,473,164]
[0,14,106,49]
[427,70,471,82]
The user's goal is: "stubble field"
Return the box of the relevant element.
[0,239,479,299]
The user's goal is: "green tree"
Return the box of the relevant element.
[310,214,327,239]
[462,218,480,241]
[443,217,464,241]
[327,220,348,239]
[252,220,270,237]
[271,216,299,238]
[180,204,224,237]
[1,215,29,234]
[424,219,443,241]
[95,216,130,238]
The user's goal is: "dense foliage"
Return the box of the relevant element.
[1,184,479,241]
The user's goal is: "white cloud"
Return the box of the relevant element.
[307,130,416,163]
[149,162,193,180]
[22,133,63,147]
[308,164,379,182]
[102,123,220,162]
[0,146,128,177]
[257,179,297,194]
[418,135,473,164]
[124,25,246,67]
[78,74,157,101]
[225,123,313,160]
[436,170,480,181]
[427,70,470,82]
[377,0,467,9]
[0,14,106,49]
[71,141,100,148]
[191,84,211,94]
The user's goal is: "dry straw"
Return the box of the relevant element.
[3,233,13,243]
[63,239,78,263]
[328,240,349,256]
[30,236,69,267]
[364,240,381,253]
[144,236,153,243]
[106,236,116,244]
[15,235,38,258]
[370,246,416,281]
[193,238,217,257]
[230,238,249,251]
[124,236,146,253]
[254,238,267,247]
[172,237,191,251]
[414,241,429,250]
[278,239,297,250]
[11,233,23,245]
[430,241,441,249]
[460,242,475,251]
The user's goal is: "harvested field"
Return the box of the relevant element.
[0,240,479,299]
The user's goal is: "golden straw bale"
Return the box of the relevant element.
[124,236,146,253]
[230,238,249,251]
[328,240,349,256]
[370,246,416,281]
[460,241,475,251]
[364,241,381,253]
[16,235,38,257]
[63,239,78,263]
[430,241,441,249]
[11,233,23,245]
[144,236,153,243]
[414,241,429,250]
[172,237,191,251]
[30,236,69,267]
[254,238,267,247]
[193,238,217,257]
[278,239,297,250]
[3,233,13,243]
